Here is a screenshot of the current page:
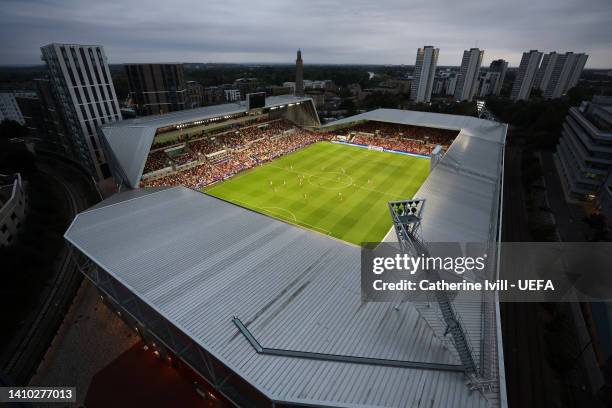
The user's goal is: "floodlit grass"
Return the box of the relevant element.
[205,142,429,245]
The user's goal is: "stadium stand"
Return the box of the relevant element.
[143,125,332,190]
[336,120,458,155]
[141,117,463,189]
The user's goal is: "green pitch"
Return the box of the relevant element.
[205,142,429,246]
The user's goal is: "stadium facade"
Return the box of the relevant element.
[65,98,508,407]
[98,95,319,190]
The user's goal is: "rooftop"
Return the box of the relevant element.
[67,109,507,407]
[65,187,490,408]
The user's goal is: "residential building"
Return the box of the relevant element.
[186,81,204,108]
[295,49,304,97]
[536,52,589,99]
[41,43,122,179]
[445,74,458,96]
[284,80,333,92]
[410,46,439,103]
[432,78,445,95]
[555,96,612,201]
[32,78,72,154]
[489,59,508,96]
[14,92,42,135]
[203,86,225,105]
[510,50,543,101]
[478,72,501,97]
[125,63,188,115]
[224,89,241,102]
[454,48,484,101]
[0,173,27,247]
[0,92,26,124]
[266,85,293,96]
[233,78,261,99]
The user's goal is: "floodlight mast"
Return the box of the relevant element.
[388,199,478,377]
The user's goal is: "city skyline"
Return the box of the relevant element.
[1,0,611,68]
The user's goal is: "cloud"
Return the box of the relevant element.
[0,0,610,67]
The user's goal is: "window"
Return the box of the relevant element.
[89,49,101,83]
[1,224,7,233]
[66,65,77,88]
[10,212,17,221]
[80,48,93,85]
[92,86,99,101]
[74,88,82,104]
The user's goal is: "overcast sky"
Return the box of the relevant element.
[1,0,611,68]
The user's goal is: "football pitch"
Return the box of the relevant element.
[205,142,429,246]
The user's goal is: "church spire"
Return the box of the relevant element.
[295,49,304,97]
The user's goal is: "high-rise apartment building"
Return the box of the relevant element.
[125,63,188,116]
[445,74,458,96]
[477,72,501,97]
[411,46,439,103]
[186,81,204,108]
[454,48,484,101]
[534,52,560,93]
[536,52,588,99]
[32,78,71,153]
[489,59,508,96]
[295,49,304,97]
[41,43,122,179]
[555,96,612,201]
[0,92,26,124]
[510,50,543,101]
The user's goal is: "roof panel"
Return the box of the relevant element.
[65,187,490,408]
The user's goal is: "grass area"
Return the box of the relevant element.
[205,142,429,245]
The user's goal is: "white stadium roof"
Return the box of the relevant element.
[100,95,315,189]
[67,109,507,407]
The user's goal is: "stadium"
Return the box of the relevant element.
[65,93,507,407]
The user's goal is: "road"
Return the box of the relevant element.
[0,156,98,386]
[500,145,561,408]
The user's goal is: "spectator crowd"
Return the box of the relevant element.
[143,123,331,190]
[142,119,457,190]
[339,121,457,155]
